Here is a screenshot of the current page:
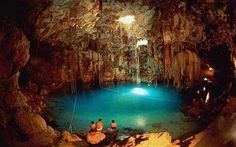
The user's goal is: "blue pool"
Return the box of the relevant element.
[45,83,199,138]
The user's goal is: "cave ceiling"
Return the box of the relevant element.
[35,0,155,51]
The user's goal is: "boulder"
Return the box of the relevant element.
[29,126,59,146]
[16,111,47,136]
[87,131,106,145]
[62,131,82,142]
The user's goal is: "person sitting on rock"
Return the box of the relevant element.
[106,120,118,141]
[96,119,103,131]
[90,121,96,132]
[108,120,117,132]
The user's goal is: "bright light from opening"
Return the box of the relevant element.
[204,78,208,81]
[119,15,135,25]
[132,88,147,96]
[137,39,148,47]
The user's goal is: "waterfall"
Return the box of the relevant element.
[136,46,140,84]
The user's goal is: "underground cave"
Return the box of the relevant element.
[0,0,236,146]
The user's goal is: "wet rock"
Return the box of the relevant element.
[16,111,47,136]
[87,131,106,145]
[126,136,136,146]
[173,139,181,145]
[117,134,130,141]
[62,131,82,142]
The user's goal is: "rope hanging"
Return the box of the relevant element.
[68,50,78,133]
[68,80,77,133]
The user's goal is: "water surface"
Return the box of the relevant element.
[45,83,199,138]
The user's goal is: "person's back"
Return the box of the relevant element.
[96,119,103,131]
[107,120,118,141]
[110,120,117,130]
[90,121,96,132]
[108,120,118,132]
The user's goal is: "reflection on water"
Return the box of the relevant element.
[44,83,200,138]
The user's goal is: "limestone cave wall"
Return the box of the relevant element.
[28,0,236,89]
[1,1,235,90]
[0,1,59,146]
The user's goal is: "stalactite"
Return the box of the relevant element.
[163,44,172,84]
[99,0,103,11]
[170,50,201,88]
[34,0,235,89]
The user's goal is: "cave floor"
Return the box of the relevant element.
[189,96,236,147]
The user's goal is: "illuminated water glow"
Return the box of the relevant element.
[136,116,146,127]
[132,87,147,95]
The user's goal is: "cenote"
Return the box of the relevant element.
[44,82,200,138]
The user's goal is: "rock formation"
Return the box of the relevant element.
[0,19,59,146]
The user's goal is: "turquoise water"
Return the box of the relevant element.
[45,83,199,138]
